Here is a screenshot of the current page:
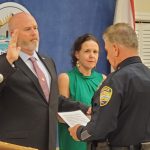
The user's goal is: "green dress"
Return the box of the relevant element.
[59,67,103,150]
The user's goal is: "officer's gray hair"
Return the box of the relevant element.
[103,23,138,50]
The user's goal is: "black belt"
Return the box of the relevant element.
[111,142,150,150]
[111,145,141,150]
[90,143,150,150]
[88,141,110,150]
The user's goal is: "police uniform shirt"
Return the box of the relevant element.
[77,56,150,146]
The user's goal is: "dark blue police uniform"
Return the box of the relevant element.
[76,56,150,150]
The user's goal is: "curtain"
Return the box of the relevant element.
[0,0,116,75]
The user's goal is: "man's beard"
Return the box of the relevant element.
[18,40,38,51]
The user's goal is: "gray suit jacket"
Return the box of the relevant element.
[0,53,58,150]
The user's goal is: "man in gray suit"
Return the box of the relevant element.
[0,12,59,150]
[0,12,89,150]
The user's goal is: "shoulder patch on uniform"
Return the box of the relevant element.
[100,86,112,106]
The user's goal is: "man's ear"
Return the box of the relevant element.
[113,43,119,57]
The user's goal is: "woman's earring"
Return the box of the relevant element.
[76,60,80,68]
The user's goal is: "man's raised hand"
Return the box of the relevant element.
[6,30,21,64]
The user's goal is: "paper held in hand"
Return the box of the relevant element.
[58,110,90,127]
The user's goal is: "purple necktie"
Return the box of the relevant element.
[30,57,49,102]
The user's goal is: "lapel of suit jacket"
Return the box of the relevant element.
[38,55,55,80]
[14,57,46,101]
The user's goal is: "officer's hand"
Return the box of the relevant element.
[68,124,81,141]
[6,29,21,64]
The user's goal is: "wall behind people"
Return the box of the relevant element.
[0,0,116,75]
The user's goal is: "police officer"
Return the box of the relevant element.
[69,23,150,150]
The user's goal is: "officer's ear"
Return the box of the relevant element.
[113,43,119,57]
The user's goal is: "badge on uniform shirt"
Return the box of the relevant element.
[99,86,112,106]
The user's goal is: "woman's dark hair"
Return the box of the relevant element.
[71,33,100,67]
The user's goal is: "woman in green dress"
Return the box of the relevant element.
[58,33,106,150]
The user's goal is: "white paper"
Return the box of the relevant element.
[58,110,90,127]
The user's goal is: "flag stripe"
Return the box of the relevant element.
[114,0,135,30]
[130,0,135,29]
